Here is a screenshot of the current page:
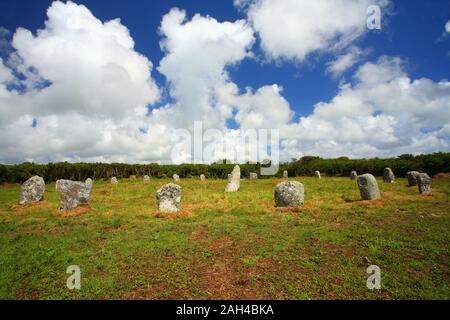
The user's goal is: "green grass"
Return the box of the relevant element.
[0,176,449,300]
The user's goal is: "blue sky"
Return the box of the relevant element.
[0,0,449,163]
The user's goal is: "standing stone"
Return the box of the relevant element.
[111,177,118,184]
[356,174,381,200]
[350,171,358,180]
[249,172,258,180]
[406,171,420,186]
[200,174,206,181]
[227,173,232,182]
[417,173,431,194]
[156,183,181,212]
[56,179,92,212]
[274,181,304,207]
[85,178,93,188]
[130,175,137,180]
[383,168,395,183]
[19,176,45,205]
[225,165,240,192]
[314,171,321,179]
[173,174,180,182]
[143,175,150,183]
[283,170,288,179]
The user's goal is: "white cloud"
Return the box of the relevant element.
[326,46,368,78]
[240,0,389,62]
[446,20,450,34]
[157,8,254,130]
[280,57,450,158]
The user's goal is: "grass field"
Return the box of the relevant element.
[0,176,449,300]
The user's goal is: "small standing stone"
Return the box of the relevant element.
[249,172,258,180]
[274,181,304,207]
[350,171,358,180]
[143,175,150,183]
[225,165,240,192]
[407,171,420,186]
[283,170,288,179]
[19,176,45,205]
[314,171,321,179]
[56,179,92,212]
[356,174,381,200]
[173,174,180,182]
[382,168,395,183]
[417,173,431,194]
[200,174,206,181]
[85,178,93,188]
[111,177,118,184]
[156,183,181,212]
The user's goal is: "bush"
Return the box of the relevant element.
[0,152,448,183]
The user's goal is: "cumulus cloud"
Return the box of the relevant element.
[0,1,165,163]
[157,8,254,130]
[239,0,389,62]
[446,20,450,34]
[280,57,450,159]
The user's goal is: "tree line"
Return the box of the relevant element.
[0,152,448,183]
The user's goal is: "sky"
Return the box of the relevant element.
[0,0,449,164]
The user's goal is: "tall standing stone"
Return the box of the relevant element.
[350,171,358,180]
[283,170,288,179]
[173,174,180,182]
[314,171,321,179]
[200,174,206,181]
[111,177,118,184]
[249,172,258,180]
[56,179,92,212]
[156,183,181,212]
[274,181,304,207]
[143,175,150,183]
[406,171,420,186]
[417,173,431,194]
[225,165,240,192]
[383,168,395,183]
[19,176,45,205]
[356,174,381,200]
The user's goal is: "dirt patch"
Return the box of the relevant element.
[53,206,93,217]
[10,201,50,213]
[433,172,450,179]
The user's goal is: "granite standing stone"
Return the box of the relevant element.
[225,165,240,192]
[111,177,119,184]
[19,176,45,205]
[156,183,181,212]
[173,174,180,182]
[274,181,304,207]
[283,170,288,179]
[143,175,150,183]
[383,168,395,183]
[407,171,420,186]
[314,171,321,179]
[356,174,381,200]
[249,172,258,180]
[417,173,431,194]
[350,171,358,180]
[200,174,206,181]
[56,179,92,212]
